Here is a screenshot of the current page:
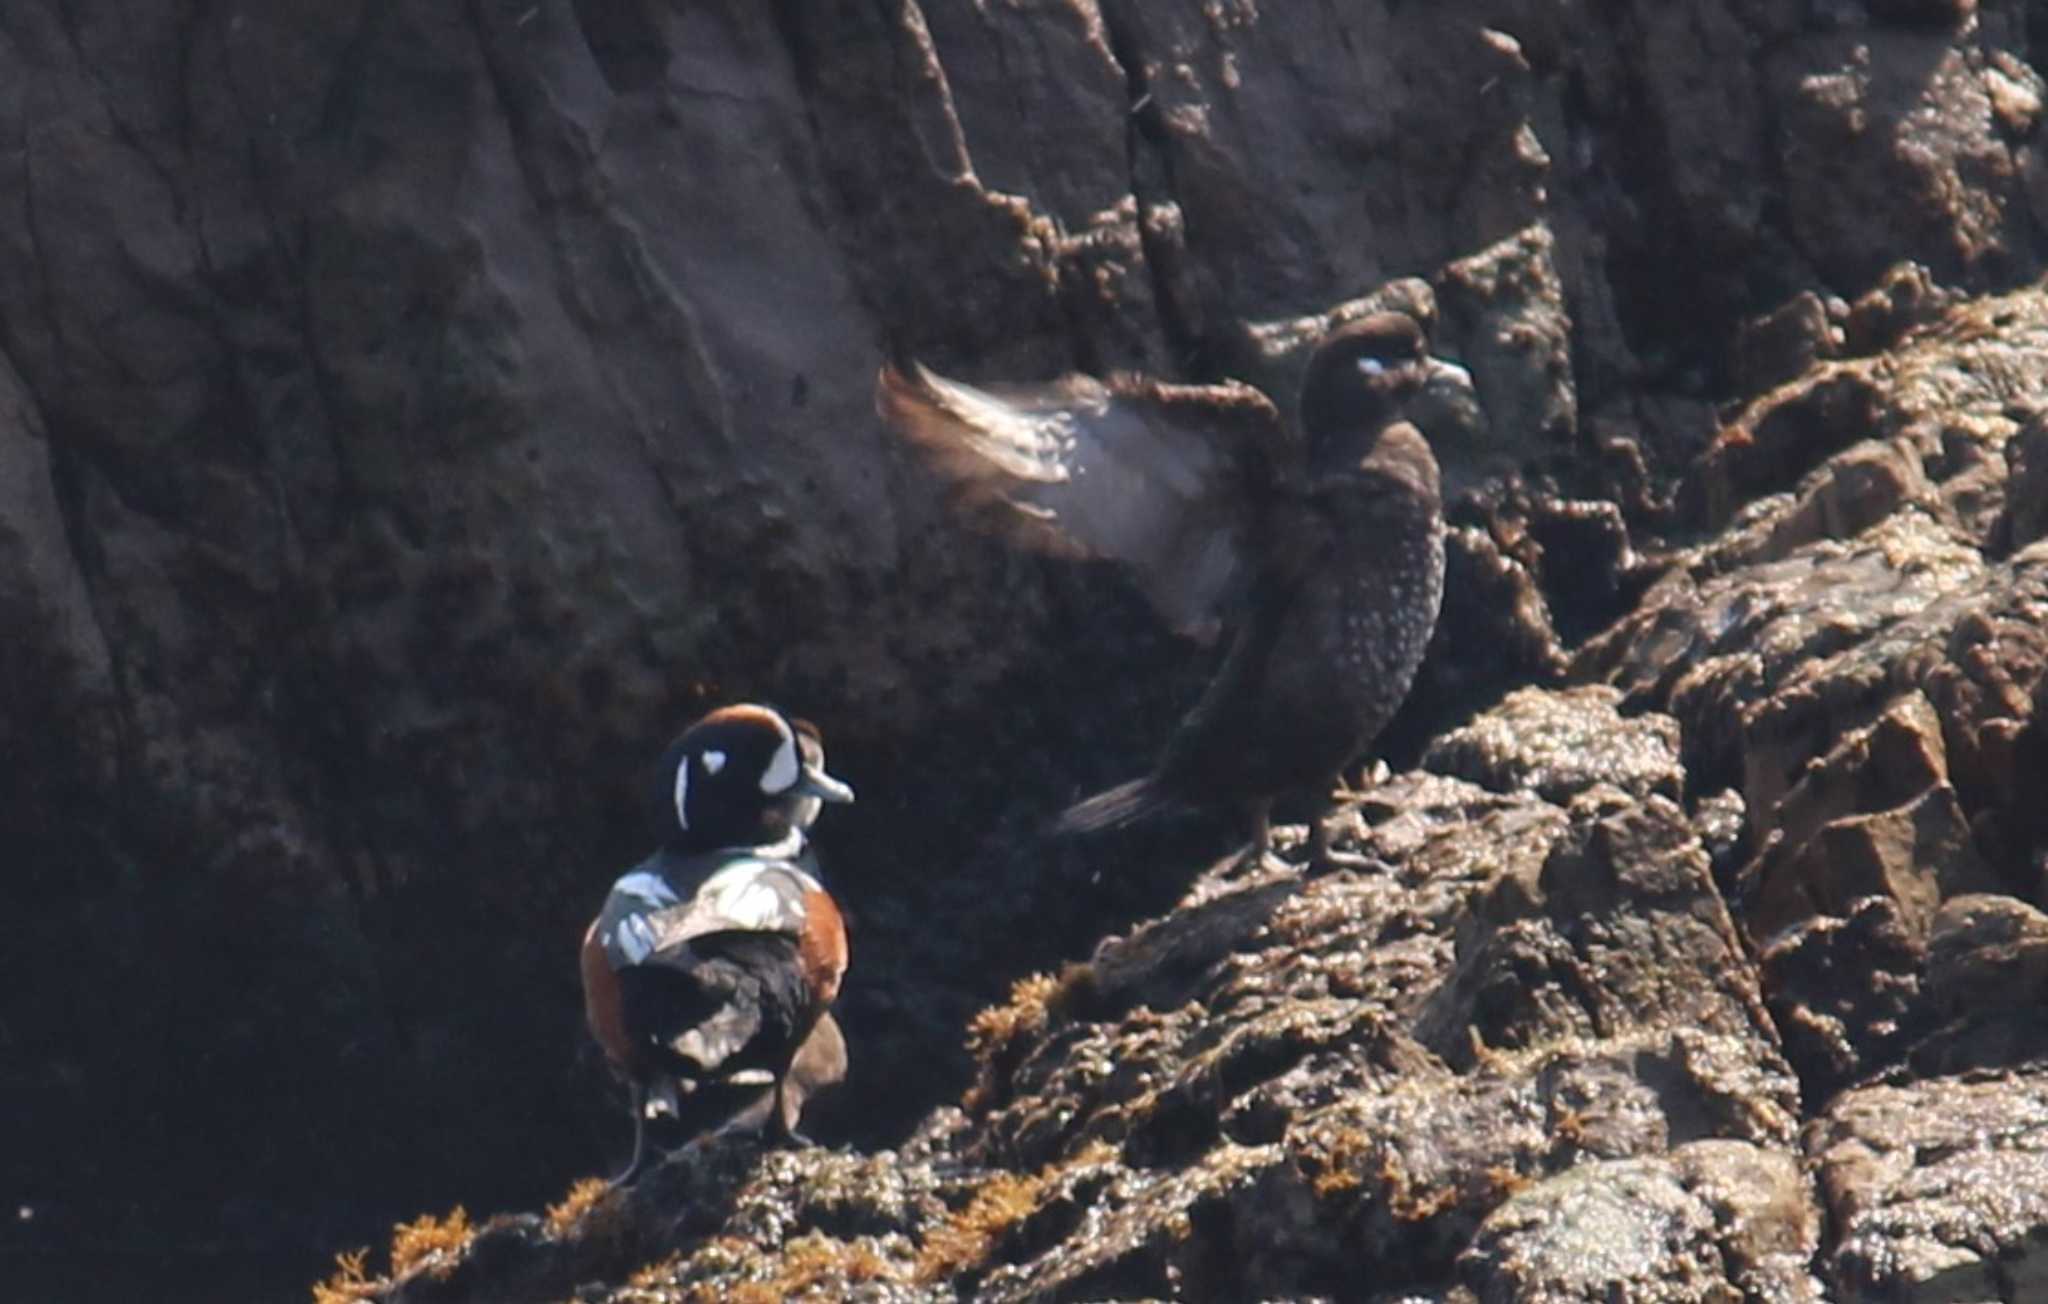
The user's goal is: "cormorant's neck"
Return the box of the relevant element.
[1367,422,1440,500]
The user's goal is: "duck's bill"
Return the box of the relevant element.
[795,767,856,804]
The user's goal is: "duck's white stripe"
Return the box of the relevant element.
[614,913,659,964]
[759,717,800,794]
[695,864,795,931]
[614,871,680,908]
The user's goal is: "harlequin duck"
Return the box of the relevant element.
[877,312,1468,866]
[579,703,855,1185]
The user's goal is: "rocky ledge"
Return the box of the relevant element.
[326,284,2048,1303]
[12,2,2048,1298]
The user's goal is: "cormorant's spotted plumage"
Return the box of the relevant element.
[877,313,1471,863]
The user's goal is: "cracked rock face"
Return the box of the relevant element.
[1814,1073,2048,1300]
[341,267,2048,1304]
[351,769,1819,1302]
[235,261,2048,1293]
[10,2,2048,1301]
[1421,684,1683,806]
[1458,1146,1821,1303]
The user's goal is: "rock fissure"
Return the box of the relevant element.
[1097,0,1203,376]
[13,5,2048,1301]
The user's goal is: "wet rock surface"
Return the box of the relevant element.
[336,238,2048,1304]
[350,769,1819,1303]
[1458,1145,1822,1303]
[8,2,2048,1301]
[1421,684,1683,805]
[1813,1073,2048,1301]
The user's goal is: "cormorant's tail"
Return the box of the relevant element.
[1054,776,1176,836]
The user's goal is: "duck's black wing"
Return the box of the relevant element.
[618,932,811,1082]
[611,861,827,1082]
[877,359,1294,645]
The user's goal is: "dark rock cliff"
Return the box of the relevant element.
[8,2,2048,1300]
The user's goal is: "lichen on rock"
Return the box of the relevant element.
[13,2,2048,1301]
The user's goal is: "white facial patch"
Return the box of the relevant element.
[673,755,691,830]
[702,749,727,774]
[1357,356,1387,376]
[758,717,800,794]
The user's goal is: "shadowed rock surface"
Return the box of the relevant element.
[10,1,2048,1301]
[356,188,2048,1304]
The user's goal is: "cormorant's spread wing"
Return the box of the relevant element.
[877,360,1290,644]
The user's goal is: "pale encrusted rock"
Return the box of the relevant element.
[1813,1072,2048,1300]
[1423,685,1683,806]
[10,1,2048,1298]
[1457,1146,1821,1303]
